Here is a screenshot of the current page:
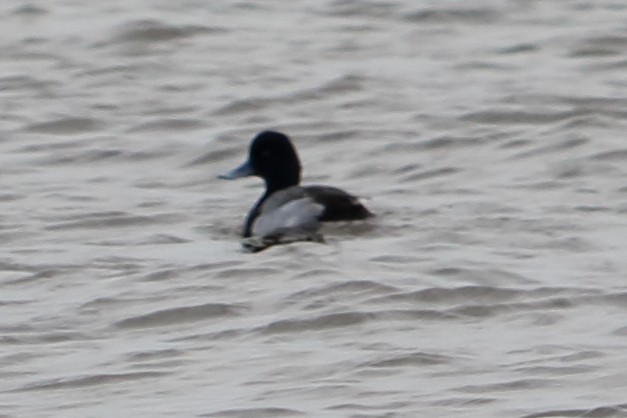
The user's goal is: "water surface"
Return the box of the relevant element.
[2,1,627,417]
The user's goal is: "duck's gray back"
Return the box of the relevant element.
[253,188,324,238]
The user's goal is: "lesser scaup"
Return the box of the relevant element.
[219,131,372,251]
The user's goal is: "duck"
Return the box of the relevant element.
[219,130,372,251]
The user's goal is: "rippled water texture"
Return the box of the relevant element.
[2,0,627,417]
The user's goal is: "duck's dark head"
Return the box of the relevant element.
[220,131,301,192]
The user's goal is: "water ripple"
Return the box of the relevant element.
[115,302,245,329]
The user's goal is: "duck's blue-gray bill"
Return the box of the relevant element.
[218,160,254,179]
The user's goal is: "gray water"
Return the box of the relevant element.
[2,0,627,417]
